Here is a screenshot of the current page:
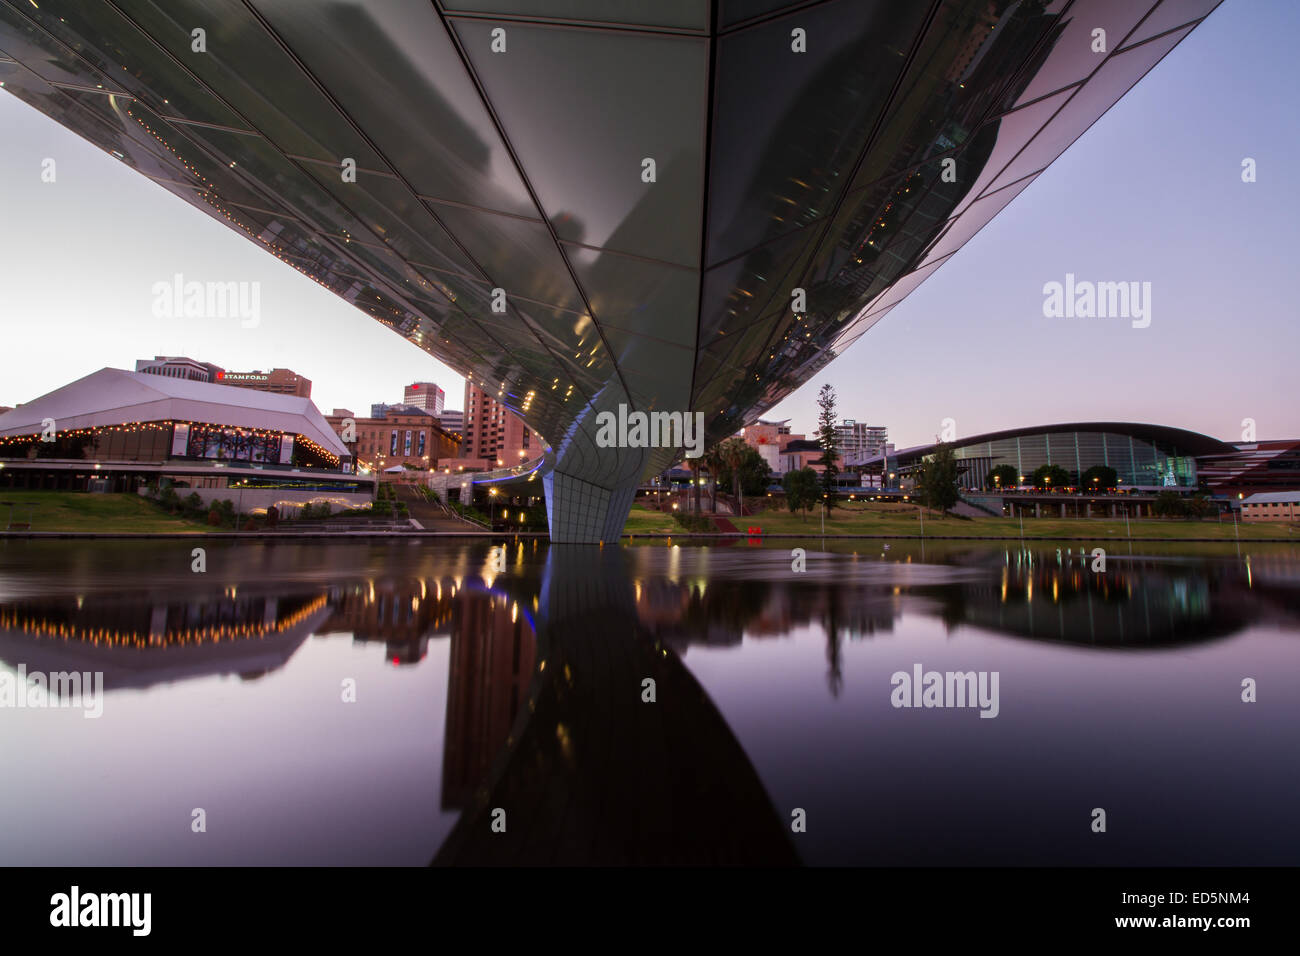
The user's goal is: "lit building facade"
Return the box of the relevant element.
[837,423,889,465]
[0,0,1222,539]
[857,423,1237,492]
[326,407,459,472]
[215,368,312,398]
[0,368,365,506]
[463,383,542,468]
[403,382,445,416]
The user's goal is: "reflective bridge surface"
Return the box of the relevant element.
[0,0,1220,538]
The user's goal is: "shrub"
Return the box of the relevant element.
[206,508,222,526]
[672,512,715,533]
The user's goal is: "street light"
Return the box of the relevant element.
[489,487,498,528]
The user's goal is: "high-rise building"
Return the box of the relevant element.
[403,382,444,415]
[837,423,889,465]
[439,409,464,438]
[134,355,224,383]
[463,383,541,467]
[215,368,312,398]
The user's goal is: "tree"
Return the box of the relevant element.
[783,467,820,521]
[703,445,724,512]
[1152,490,1186,517]
[1030,463,1070,491]
[716,437,751,516]
[1080,465,1118,491]
[715,441,772,503]
[986,464,1018,491]
[815,384,840,508]
[916,443,960,516]
[689,456,702,515]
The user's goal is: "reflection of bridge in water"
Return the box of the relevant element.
[4,541,1291,863]
[432,545,799,865]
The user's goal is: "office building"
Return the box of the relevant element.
[135,355,224,383]
[215,368,312,398]
[326,407,459,472]
[403,382,445,416]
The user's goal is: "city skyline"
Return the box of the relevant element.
[0,3,1295,453]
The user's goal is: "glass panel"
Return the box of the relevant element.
[707,0,928,266]
[252,0,538,217]
[836,0,1056,200]
[982,26,1192,195]
[699,220,826,343]
[17,1,251,130]
[10,86,201,187]
[0,3,127,92]
[1124,0,1221,47]
[126,0,384,167]
[565,246,700,349]
[601,326,696,384]
[1008,0,1154,107]
[444,0,708,31]
[853,253,952,320]
[914,173,1035,270]
[939,87,1072,221]
[719,0,808,29]
[431,204,586,313]
[822,305,893,357]
[453,19,707,267]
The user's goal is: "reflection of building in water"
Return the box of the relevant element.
[442,590,535,810]
[317,580,457,665]
[0,592,325,650]
[622,548,1295,656]
[0,591,330,690]
[935,552,1260,647]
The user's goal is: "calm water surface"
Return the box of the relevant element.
[1,537,1297,865]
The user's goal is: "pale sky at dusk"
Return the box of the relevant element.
[0,0,1295,447]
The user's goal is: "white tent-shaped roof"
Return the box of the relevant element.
[0,367,348,457]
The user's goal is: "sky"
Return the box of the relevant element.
[0,0,1296,448]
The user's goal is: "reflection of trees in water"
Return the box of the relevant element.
[628,551,1286,654]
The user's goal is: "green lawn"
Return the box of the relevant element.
[0,491,214,533]
[649,501,1295,540]
[621,504,678,535]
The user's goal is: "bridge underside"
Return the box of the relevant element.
[0,0,1218,542]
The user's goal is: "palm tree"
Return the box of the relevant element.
[718,437,750,518]
[704,446,724,513]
